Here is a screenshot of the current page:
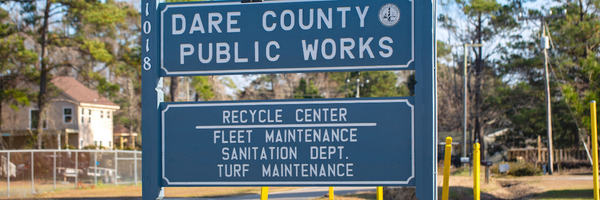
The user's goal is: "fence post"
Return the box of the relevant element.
[115,151,118,186]
[558,149,562,174]
[134,150,138,186]
[7,152,9,197]
[31,151,34,195]
[53,151,56,191]
[94,151,98,186]
[75,151,78,189]
[538,135,541,162]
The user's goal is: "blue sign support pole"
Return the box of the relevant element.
[142,0,163,199]
[414,0,436,199]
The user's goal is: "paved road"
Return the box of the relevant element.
[164,187,376,200]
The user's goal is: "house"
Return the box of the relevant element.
[114,125,137,149]
[0,76,120,149]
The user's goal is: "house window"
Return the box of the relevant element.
[89,109,91,115]
[100,141,102,147]
[81,108,84,115]
[81,116,84,123]
[64,107,73,124]
[29,109,47,129]
[95,141,97,146]
[100,111,104,118]
[107,111,110,119]
[89,116,91,123]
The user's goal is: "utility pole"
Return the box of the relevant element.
[463,42,483,168]
[356,79,361,98]
[518,9,566,175]
[347,77,369,98]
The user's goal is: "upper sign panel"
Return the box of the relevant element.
[159,0,413,76]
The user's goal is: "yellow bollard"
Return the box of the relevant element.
[329,187,334,200]
[261,187,269,200]
[473,143,480,200]
[442,137,453,200]
[591,101,599,200]
[377,186,383,200]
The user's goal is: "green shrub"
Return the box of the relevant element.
[82,145,108,150]
[490,162,541,176]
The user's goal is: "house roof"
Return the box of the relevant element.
[114,125,130,134]
[438,131,463,145]
[51,76,118,107]
[114,125,138,136]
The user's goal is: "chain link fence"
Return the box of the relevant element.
[0,150,141,198]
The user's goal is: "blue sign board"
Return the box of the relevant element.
[161,98,414,186]
[142,0,436,199]
[159,0,413,76]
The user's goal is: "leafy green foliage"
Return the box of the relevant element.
[89,72,120,99]
[294,78,322,99]
[462,0,500,15]
[329,71,408,98]
[490,0,600,150]
[490,162,542,176]
[192,76,215,101]
[0,6,38,128]
[83,40,114,63]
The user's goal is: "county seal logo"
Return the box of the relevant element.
[379,3,400,27]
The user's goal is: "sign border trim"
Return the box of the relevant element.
[159,0,414,76]
[160,98,415,186]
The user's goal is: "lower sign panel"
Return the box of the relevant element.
[161,98,414,186]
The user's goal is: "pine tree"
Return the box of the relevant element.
[18,0,128,148]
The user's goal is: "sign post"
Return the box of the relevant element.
[141,0,163,199]
[142,0,435,199]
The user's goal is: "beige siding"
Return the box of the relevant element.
[1,103,30,132]
[1,93,79,132]
[1,97,117,149]
[78,106,117,149]
[46,100,79,131]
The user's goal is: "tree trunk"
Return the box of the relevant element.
[170,77,179,102]
[128,79,135,149]
[0,97,5,150]
[324,72,329,98]
[270,74,279,99]
[474,12,486,159]
[37,0,52,149]
[0,71,4,149]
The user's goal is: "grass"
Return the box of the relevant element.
[529,189,593,200]
[450,167,472,176]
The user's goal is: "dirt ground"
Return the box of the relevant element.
[329,168,596,200]
[439,168,595,199]
[32,186,300,198]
